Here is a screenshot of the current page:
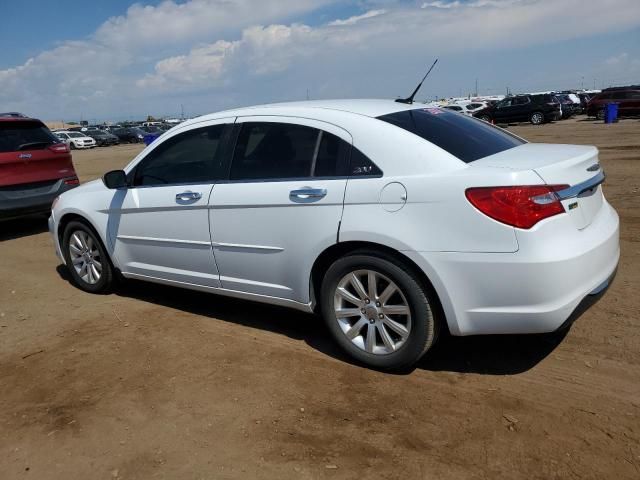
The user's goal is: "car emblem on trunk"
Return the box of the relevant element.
[586,163,600,172]
[19,153,32,159]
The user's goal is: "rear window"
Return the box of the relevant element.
[0,121,59,152]
[377,108,524,163]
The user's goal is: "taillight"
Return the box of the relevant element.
[64,176,80,185]
[49,143,70,153]
[465,185,569,229]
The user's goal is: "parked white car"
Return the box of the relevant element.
[443,101,487,116]
[54,131,96,149]
[48,99,619,370]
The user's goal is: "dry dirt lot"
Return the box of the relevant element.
[1,118,639,479]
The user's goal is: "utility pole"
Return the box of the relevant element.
[180,104,184,120]
[306,88,310,100]
[581,76,584,89]
[475,78,478,97]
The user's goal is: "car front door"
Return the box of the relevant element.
[493,99,516,122]
[209,117,351,303]
[108,119,234,287]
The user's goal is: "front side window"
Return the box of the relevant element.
[230,122,348,180]
[378,108,524,163]
[133,125,227,186]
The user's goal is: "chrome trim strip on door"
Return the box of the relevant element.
[213,242,284,252]
[117,235,211,246]
[555,171,605,200]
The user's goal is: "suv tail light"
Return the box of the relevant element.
[64,176,80,185]
[49,143,70,153]
[465,185,569,229]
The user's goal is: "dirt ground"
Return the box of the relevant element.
[1,117,639,479]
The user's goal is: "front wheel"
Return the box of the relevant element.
[62,220,115,293]
[530,111,545,125]
[320,253,439,370]
[479,115,491,122]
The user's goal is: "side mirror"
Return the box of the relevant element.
[102,170,128,189]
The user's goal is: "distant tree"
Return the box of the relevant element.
[146,115,158,122]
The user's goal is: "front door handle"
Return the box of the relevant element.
[175,191,202,202]
[289,188,327,201]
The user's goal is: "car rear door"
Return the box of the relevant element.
[109,119,234,287]
[208,117,350,303]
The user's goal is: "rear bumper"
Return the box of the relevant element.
[405,201,620,336]
[0,179,77,220]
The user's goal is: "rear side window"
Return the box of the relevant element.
[134,125,227,186]
[230,122,349,180]
[0,121,59,152]
[378,108,524,163]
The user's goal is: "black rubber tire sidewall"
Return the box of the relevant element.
[61,220,114,294]
[320,253,438,370]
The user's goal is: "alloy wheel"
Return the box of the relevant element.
[68,230,103,285]
[333,269,412,355]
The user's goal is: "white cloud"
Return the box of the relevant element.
[1,0,640,119]
[328,9,387,26]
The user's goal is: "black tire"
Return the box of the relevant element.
[69,142,76,150]
[530,111,545,125]
[320,251,439,370]
[480,115,491,122]
[596,109,605,120]
[61,220,115,294]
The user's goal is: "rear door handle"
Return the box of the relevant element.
[175,191,202,202]
[289,188,327,200]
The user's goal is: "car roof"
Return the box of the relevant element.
[181,99,425,127]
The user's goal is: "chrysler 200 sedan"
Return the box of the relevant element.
[48,100,619,370]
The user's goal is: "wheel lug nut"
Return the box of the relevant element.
[378,313,384,319]
[365,298,370,304]
[376,302,381,307]
[361,308,366,314]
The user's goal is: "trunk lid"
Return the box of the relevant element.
[472,143,604,230]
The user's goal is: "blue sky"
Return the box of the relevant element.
[1,0,639,121]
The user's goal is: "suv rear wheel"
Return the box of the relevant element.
[320,252,439,370]
[596,109,605,120]
[530,111,545,125]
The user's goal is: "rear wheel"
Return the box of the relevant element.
[320,252,439,370]
[62,220,114,294]
[530,111,545,125]
[479,115,491,122]
[596,109,605,120]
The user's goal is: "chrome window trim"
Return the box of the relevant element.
[556,171,605,200]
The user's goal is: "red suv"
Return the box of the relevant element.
[0,113,79,220]
[587,86,640,119]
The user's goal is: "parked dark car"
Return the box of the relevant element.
[553,94,579,119]
[84,129,119,146]
[473,94,561,125]
[111,127,146,143]
[587,87,640,119]
[0,114,78,220]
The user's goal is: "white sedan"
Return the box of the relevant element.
[48,99,619,370]
[54,131,97,149]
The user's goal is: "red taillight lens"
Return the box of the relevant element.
[64,176,80,185]
[465,185,569,229]
[49,143,70,153]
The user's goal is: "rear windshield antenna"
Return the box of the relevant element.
[395,58,438,104]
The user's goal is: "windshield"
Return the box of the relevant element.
[68,132,85,138]
[377,108,524,163]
